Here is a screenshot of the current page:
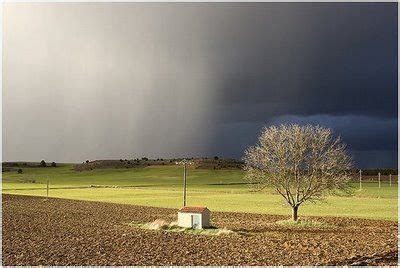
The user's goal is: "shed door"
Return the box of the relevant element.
[191,214,201,229]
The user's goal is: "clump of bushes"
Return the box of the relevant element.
[148,219,169,230]
[17,168,23,174]
[40,160,46,167]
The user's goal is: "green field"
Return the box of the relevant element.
[2,164,398,220]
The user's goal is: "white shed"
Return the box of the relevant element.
[177,206,210,229]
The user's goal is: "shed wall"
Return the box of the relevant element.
[178,212,195,228]
[201,210,210,228]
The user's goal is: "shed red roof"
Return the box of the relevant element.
[179,206,209,213]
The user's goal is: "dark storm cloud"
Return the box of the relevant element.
[207,3,398,168]
[3,3,397,168]
[214,3,397,123]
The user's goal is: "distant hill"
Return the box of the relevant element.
[3,162,42,168]
[2,161,60,172]
[73,157,244,171]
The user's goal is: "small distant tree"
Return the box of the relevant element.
[244,124,352,221]
[86,160,89,164]
[40,160,47,167]
[17,168,23,174]
[214,156,219,160]
[51,162,57,167]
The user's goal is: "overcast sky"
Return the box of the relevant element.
[3,3,398,168]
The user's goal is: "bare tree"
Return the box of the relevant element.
[243,124,352,221]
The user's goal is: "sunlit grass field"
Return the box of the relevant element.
[2,164,398,220]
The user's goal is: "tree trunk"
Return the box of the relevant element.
[292,205,299,221]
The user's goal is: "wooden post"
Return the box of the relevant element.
[46,179,49,199]
[183,163,187,207]
[359,169,362,190]
[378,172,381,188]
[390,174,392,187]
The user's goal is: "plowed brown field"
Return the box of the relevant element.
[2,194,398,265]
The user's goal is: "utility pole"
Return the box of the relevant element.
[359,169,362,190]
[378,172,381,188]
[176,159,193,207]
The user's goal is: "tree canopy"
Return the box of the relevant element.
[243,124,353,221]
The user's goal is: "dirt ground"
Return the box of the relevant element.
[2,194,398,265]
